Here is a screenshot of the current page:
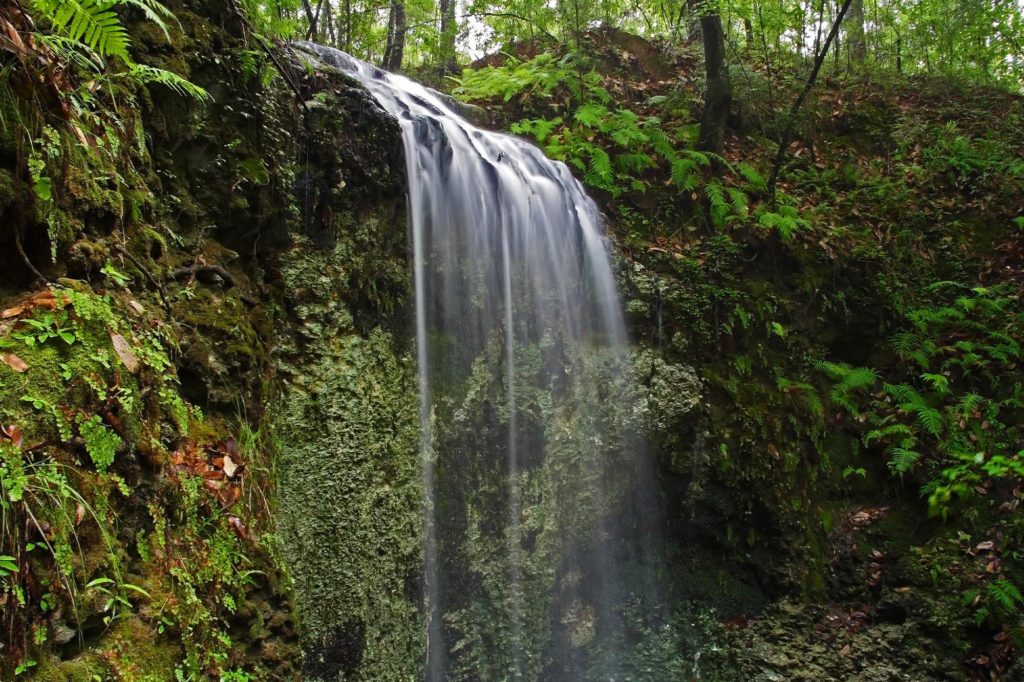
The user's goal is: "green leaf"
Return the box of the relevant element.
[33,176,53,201]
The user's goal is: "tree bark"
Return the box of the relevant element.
[766,0,854,203]
[324,0,337,45]
[383,0,406,71]
[847,0,867,62]
[438,0,457,73]
[697,12,732,157]
[300,0,317,38]
[302,0,325,41]
[345,0,352,50]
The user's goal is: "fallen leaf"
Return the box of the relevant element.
[0,304,27,319]
[839,644,851,656]
[110,333,140,373]
[976,540,995,552]
[2,424,23,448]
[223,454,241,479]
[1,353,29,372]
[228,516,248,540]
[1,290,58,319]
[218,485,241,509]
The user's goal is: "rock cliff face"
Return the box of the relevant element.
[0,1,426,675]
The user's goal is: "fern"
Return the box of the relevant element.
[32,0,132,61]
[584,147,615,191]
[574,103,610,128]
[669,157,699,191]
[921,373,951,395]
[647,127,676,159]
[126,64,211,102]
[727,187,749,218]
[736,161,767,191]
[888,446,922,473]
[884,383,944,436]
[755,204,809,240]
[863,422,915,446]
[988,579,1024,612]
[958,393,986,415]
[615,152,656,174]
[705,180,731,226]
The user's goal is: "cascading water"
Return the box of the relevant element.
[296,43,663,680]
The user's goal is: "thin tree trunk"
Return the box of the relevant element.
[438,0,457,72]
[766,0,854,203]
[342,0,351,50]
[302,0,324,41]
[848,0,866,63]
[383,0,406,71]
[300,0,316,35]
[697,12,732,157]
[324,0,337,46]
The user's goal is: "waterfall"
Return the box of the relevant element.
[295,43,662,681]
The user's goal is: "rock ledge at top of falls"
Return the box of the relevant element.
[290,42,490,127]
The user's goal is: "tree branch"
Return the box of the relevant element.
[766,0,854,204]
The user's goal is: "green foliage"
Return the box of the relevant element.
[31,0,133,61]
[754,202,809,240]
[76,414,120,471]
[12,308,79,347]
[463,50,762,221]
[815,361,878,415]
[456,52,582,102]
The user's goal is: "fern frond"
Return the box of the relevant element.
[921,373,950,395]
[843,367,878,390]
[884,382,920,405]
[33,0,132,61]
[958,393,985,415]
[727,187,749,217]
[33,33,104,73]
[615,152,655,173]
[888,446,921,473]
[705,180,730,226]
[737,161,767,190]
[670,157,699,190]
[989,579,1024,611]
[815,360,852,381]
[863,423,914,446]
[118,0,175,39]
[574,103,609,128]
[127,64,211,102]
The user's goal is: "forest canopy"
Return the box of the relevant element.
[243,0,1024,91]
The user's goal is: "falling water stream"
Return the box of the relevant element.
[296,43,661,681]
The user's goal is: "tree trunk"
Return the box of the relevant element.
[697,12,732,157]
[303,0,325,41]
[383,0,406,71]
[300,0,317,40]
[438,0,457,73]
[847,0,866,62]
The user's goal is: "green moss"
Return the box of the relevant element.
[274,234,422,679]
